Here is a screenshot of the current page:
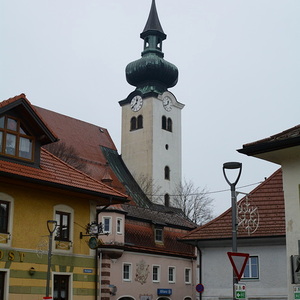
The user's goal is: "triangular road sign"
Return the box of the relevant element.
[227,252,249,281]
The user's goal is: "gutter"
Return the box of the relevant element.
[238,136,300,156]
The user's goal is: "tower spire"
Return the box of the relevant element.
[141,0,166,40]
[125,0,178,94]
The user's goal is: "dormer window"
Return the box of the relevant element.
[0,115,34,161]
[155,227,163,243]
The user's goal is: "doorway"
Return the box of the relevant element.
[0,272,5,300]
[53,274,69,300]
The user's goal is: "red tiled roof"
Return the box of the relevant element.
[1,148,128,201]
[180,169,285,242]
[125,222,195,258]
[0,93,28,108]
[34,106,127,194]
[1,94,127,201]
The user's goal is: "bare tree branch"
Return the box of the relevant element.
[173,179,214,225]
[44,142,88,173]
[134,174,163,204]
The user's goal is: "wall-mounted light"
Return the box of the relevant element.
[29,267,35,276]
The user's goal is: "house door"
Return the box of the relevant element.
[0,272,5,300]
[53,275,69,300]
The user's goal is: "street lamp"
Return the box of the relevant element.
[223,162,242,299]
[45,220,58,300]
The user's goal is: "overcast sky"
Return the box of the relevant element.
[1,0,299,216]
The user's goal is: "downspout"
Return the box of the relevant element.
[196,242,202,300]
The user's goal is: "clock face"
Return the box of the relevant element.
[163,96,172,111]
[130,95,143,112]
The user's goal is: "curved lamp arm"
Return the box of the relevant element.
[223,162,242,187]
[47,220,58,234]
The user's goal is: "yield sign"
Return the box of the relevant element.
[227,252,249,281]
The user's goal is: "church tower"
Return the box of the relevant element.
[119,0,184,207]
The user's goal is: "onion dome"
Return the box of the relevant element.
[125,0,178,94]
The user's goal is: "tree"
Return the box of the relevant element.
[173,179,214,225]
[134,173,162,204]
[43,142,88,173]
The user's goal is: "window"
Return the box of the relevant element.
[162,116,167,130]
[130,117,136,131]
[0,193,13,246]
[137,115,143,129]
[144,37,149,49]
[55,211,70,241]
[162,116,172,132]
[123,263,132,281]
[0,115,34,160]
[156,38,162,50]
[243,256,259,279]
[152,265,160,282]
[0,201,9,233]
[164,194,170,207]
[155,228,163,242]
[102,217,111,234]
[168,267,176,283]
[167,118,172,132]
[130,116,143,131]
[164,166,170,180]
[116,218,122,234]
[185,268,191,284]
[53,274,70,300]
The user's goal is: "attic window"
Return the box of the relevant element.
[0,115,34,161]
[155,227,163,243]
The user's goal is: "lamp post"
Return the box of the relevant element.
[223,162,242,300]
[45,220,58,300]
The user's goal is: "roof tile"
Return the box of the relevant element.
[1,148,128,200]
[180,168,285,241]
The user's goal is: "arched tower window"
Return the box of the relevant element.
[144,37,150,49]
[137,115,143,129]
[131,116,143,131]
[130,117,137,131]
[167,118,172,132]
[164,166,170,180]
[162,116,172,132]
[156,38,162,50]
[162,116,167,130]
[164,194,170,207]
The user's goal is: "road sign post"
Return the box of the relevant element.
[294,286,300,299]
[235,283,246,299]
[227,252,249,281]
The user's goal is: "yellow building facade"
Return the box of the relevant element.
[0,95,127,300]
